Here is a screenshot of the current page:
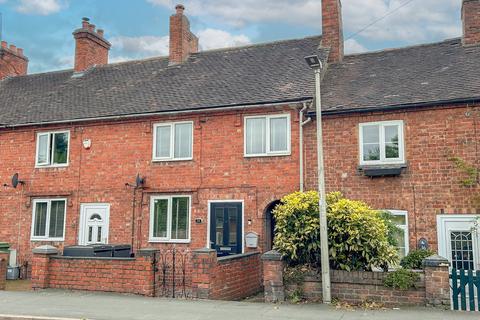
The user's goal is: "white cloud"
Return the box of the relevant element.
[147,0,462,45]
[344,39,367,54]
[110,29,251,63]
[197,29,251,50]
[16,0,63,15]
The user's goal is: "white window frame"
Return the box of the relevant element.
[30,198,67,242]
[149,195,191,243]
[386,209,409,258]
[244,113,291,157]
[359,120,405,166]
[152,121,194,162]
[35,130,70,168]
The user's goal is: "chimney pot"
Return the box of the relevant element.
[176,4,185,14]
[17,48,24,56]
[82,17,90,29]
[9,44,16,53]
[88,24,96,32]
[97,29,104,37]
[1,41,7,49]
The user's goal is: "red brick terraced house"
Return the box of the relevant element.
[0,0,479,278]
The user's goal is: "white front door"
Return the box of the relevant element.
[79,204,110,245]
[437,215,480,270]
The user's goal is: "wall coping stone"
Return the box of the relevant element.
[52,256,135,261]
[32,245,59,255]
[217,252,259,263]
[261,250,283,261]
[423,255,450,267]
[137,248,159,257]
[192,248,216,254]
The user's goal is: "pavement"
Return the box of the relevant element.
[0,290,478,320]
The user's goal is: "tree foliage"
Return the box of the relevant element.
[273,191,398,271]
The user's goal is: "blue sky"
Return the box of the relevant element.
[0,0,464,74]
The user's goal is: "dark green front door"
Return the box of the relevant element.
[210,202,242,256]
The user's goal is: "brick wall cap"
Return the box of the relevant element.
[261,250,283,261]
[423,255,450,267]
[138,248,160,257]
[192,248,216,254]
[217,251,259,263]
[32,245,59,255]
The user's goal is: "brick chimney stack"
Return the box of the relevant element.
[322,0,344,63]
[462,0,480,46]
[73,18,111,73]
[169,4,199,65]
[0,41,28,80]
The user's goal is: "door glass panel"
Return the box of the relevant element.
[451,231,475,270]
[88,226,93,243]
[228,208,238,246]
[215,208,224,246]
[97,227,102,243]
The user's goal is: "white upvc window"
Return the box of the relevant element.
[31,199,67,241]
[152,121,193,161]
[244,114,291,157]
[149,195,191,243]
[387,210,409,259]
[359,120,405,165]
[35,131,70,167]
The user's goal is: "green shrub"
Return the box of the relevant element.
[400,249,436,269]
[273,191,398,271]
[384,269,420,290]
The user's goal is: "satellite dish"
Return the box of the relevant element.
[11,173,24,189]
[135,174,145,188]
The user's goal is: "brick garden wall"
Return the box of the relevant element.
[288,270,426,306]
[192,249,262,300]
[31,250,157,296]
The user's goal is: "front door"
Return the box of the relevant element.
[210,202,242,256]
[437,215,480,270]
[79,204,110,245]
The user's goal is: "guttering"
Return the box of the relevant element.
[0,98,312,129]
[315,97,480,116]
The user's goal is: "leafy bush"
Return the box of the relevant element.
[273,191,398,271]
[400,249,435,269]
[384,269,420,290]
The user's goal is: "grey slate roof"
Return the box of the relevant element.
[322,38,480,113]
[0,36,325,127]
[0,36,479,127]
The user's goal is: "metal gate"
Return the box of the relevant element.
[450,268,480,311]
[156,247,192,298]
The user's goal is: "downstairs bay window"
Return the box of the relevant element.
[31,199,67,241]
[149,195,191,243]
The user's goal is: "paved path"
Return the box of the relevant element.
[0,290,477,320]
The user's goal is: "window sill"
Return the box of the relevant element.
[148,239,191,244]
[35,164,69,169]
[244,152,291,158]
[358,164,407,177]
[30,238,65,242]
[151,158,193,163]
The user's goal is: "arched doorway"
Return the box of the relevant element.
[265,200,281,252]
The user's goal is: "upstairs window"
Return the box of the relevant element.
[245,114,291,157]
[153,122,193,161]
[36,131,70,167]
[359,121,404,165]
[31,199,67,241]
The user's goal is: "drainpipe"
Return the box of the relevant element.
[299,103,312,192]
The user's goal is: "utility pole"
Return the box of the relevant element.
[304,55,332,304]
